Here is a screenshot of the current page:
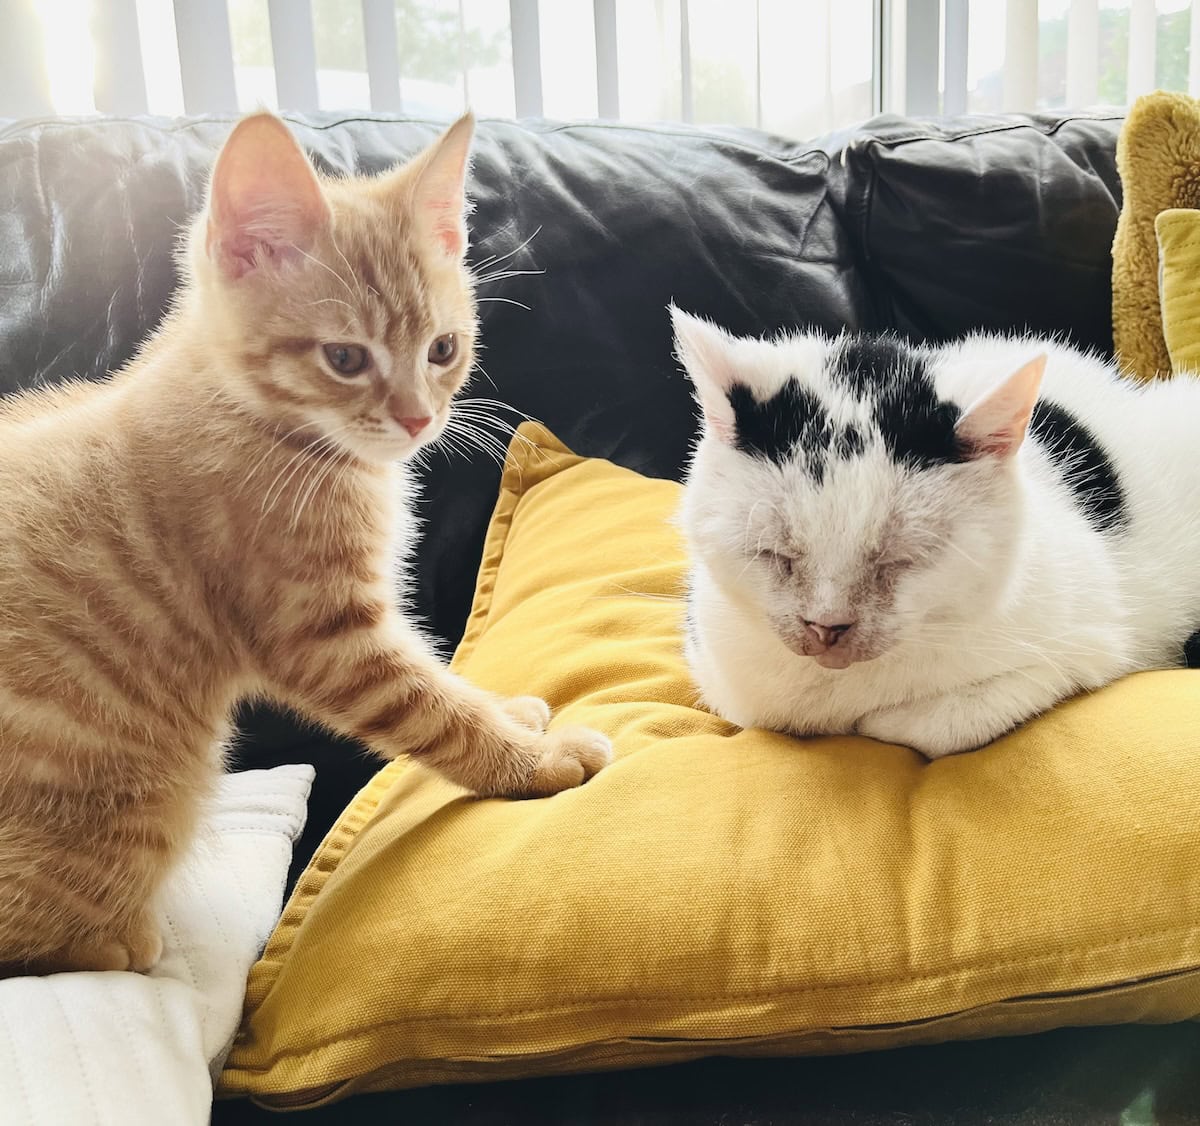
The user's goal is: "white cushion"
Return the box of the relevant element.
[0,764,314,1126]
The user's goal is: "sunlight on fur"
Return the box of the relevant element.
[0,113,610,976]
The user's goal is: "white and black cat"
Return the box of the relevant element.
[671,306,1200,757]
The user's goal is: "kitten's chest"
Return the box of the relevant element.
[305,461,416,556]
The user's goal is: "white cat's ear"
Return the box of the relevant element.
[955,354,1046,460]
[670,306,740,443]
[410,112,475,260]
[206,113,330,281]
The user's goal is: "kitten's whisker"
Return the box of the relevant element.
[453,421,512,466]
[436,430,478,466]
[239,421,317,496]
[260,443,323,517]
[300,297,357,317]
[453,410,533,452]
[467,362,500,392]
[450,410,527,450]
[330,236,374,300]
[289,244,358,305]
[475,296,532,311]
[473,268,545,285]
[456,396,535,422]
[452,412,545,462]
[270,437,341,521]
[290,442,352,533]
[470,226,542,273]
[597,583,686,604]
[445,420,508,468]
[260,422,355,521]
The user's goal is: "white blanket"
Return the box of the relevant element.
[0,763,314,1126]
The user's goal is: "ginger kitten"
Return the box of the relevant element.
[0,113,610,976]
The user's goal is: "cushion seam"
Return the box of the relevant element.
[226,923,1200,1073]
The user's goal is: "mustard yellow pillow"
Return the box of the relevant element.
[1156,207,1200,375]
[1112,91,1200,379]
[221,424,1200,1110]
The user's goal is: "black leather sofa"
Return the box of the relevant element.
[1,108,1198,1124]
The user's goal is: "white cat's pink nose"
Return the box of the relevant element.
[396,415,432,437]
[803,620,856,648]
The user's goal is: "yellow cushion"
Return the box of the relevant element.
[220,424,1200,1109]
[1156,207,1200,375]
[1112,91,1200,379]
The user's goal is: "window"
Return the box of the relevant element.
[2,0,1198,128]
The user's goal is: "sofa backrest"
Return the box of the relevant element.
[0,110,1124,655]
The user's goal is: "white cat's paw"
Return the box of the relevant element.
[855,710,966,759]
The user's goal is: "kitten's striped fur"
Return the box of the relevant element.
[0,113,610,975]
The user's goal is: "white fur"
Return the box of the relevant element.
[676,317,1200,757]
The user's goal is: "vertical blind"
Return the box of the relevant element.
[1,0,1197,128]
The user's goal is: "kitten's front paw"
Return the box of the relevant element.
[500,695,552,733]
[527,726,613,796]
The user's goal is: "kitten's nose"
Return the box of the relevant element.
[396,415,432,437]
[803,620,856,648]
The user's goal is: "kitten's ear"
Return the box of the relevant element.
[205,114,329,281]
[670,305,739,443]
[410,112,475,259]
[955,354,1046,460]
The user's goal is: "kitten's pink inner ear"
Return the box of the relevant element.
[956,353,1047,460]
[413,112,475,259]
[206,114,329,280]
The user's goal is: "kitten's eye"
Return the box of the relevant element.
[428,333,457,366]
[322,343,370,377]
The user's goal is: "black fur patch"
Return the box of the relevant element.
[1028,401,1126,532]
[833,336,964,470]
[834,423,865,458]
[728,381,831,467]
[724,336,964,475]
[1184,630,1200,668]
